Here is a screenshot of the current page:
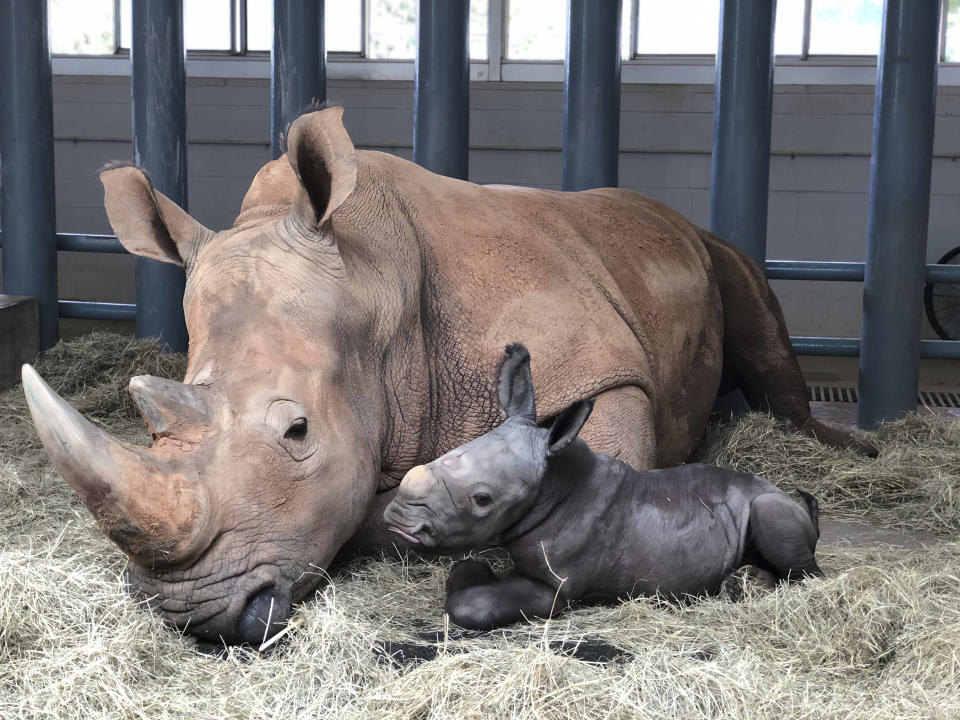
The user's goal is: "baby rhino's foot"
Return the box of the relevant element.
[445,559,497,594]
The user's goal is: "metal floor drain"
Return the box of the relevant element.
[807,385,960,408]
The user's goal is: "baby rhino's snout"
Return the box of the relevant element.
[384,464,442,546]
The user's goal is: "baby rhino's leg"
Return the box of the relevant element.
[748,493,824,582]
[445,561,561,630]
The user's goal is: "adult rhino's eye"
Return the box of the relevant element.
[472,492,492,508]
[284,418,308,441]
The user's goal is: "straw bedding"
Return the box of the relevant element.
[1,332,958,719]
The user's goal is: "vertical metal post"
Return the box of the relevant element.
[709,0,777,266]
[562,0,621,191]
[0,0,59,349]
[414,0,470,179]
[272,0,326,160]
[132,0,189,352]
[857,0,941,429]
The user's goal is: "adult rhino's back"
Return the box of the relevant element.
[360,151,723,460]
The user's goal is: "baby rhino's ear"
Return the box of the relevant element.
[498,343,537,422]
[547,399,594,455]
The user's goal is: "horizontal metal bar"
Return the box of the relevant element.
[766,260,960,283]
[765,260,865,281]
[56,233,127,253]
[918,339,960,359]
[925,264,960,284]
[791,336,960,359]
[58,300,136,321]
[791,336,861,356]
[0,232,127,253]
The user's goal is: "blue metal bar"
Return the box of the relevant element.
[710,0,777,266]
[792,336,960,360]
[764,261,865,282]
[131,0,189,353]
[562,0,621,191]
[272,0,326,160]
[765,260,960,283]
[59,301,137,322]
[858,0,942,430]
[414,0,470,179]
[791,337,860,357]
[925,264,960,284]
[0,0,59,349]
[57,234,128,254]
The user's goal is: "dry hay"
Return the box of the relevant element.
[1,332,958,719]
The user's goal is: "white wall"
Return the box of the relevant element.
[5,74,960,341]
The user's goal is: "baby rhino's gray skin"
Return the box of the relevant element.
[383,344,824,630]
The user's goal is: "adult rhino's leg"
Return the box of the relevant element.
[575,385,658,469]
[697,229,876,456]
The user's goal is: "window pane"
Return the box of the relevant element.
[774,0,804,55]
[620,0,631,59]
[246,0,271,50]
[246,0,363,53]
[327,0,363,53]
[369,0,417,59]
[119,0,232,51]
[809,0,882,55]
[49,0,115,55]
[637,0,719,55]
[507,0,566,60]
[946,0,960,62]
[470,0,489,60]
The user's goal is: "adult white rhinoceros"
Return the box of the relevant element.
[22,107,865,645]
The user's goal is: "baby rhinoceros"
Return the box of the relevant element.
[383,344,824,630]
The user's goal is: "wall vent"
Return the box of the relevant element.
[807,385,960,408]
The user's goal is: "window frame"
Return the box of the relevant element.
[47,0,960,86]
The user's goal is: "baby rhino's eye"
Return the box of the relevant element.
[472,492,492,508]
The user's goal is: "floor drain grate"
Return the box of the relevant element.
[807,385,960,408]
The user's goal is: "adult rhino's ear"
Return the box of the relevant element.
[547,399,594,455]
[100,165,214,270]
[285,107,358,231]
[498,343,536,423]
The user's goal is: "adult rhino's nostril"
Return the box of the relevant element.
[236,586,290,647]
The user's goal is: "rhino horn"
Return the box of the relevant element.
[129,375,211,436]
[21,364,207,566]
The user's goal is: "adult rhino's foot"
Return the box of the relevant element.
[797,418,878,458]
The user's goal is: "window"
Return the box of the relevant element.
[50,0,485,59]
[945,0,960,62]
[636,0,719,55]
[119,0,232,52]
[368,0,488,60]
[49,0,116,55]
[244,0,363,53]
[808,0,882,56]
[506,0,631,61]
[43,0,960,69]
[774,0,805,56]
[630,0,879,57]
[506,0,566,60]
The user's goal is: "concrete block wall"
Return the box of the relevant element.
[3,74,960,342]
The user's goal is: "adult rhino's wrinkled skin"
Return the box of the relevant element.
[22,107,867,646]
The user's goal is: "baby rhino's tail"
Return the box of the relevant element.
[795,489,820,539]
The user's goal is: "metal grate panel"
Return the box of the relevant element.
[807,385,960,408]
